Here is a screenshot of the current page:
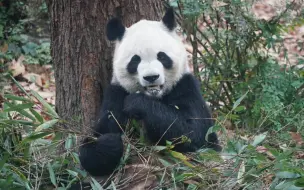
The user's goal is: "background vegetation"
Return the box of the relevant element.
[0,0,303,189]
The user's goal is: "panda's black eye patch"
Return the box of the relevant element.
[127,55,141,74]
[157,52,173,69]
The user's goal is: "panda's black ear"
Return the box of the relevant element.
[162,7,176,31]
[106,18,125,41]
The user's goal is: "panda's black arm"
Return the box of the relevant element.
[79,84,127,177]
[124,74,220,152]
[93,84,129,136]
[143,95,214,151]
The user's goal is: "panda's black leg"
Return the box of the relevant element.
[79,133,124,176]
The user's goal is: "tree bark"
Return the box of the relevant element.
[47,0,163,131]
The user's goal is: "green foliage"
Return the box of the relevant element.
[24,41,51,64]
[246,59,303,130]
[169,0,304,131]
[0,1,80,189]
[223,134,304,190]
[0,79,87,189]
[0,0,51,65]
[0,0,26,60]
[164,0,304,189]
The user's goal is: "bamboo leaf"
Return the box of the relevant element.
[9,75,31,98]
[31,90,58,118]
[233,91,248,110]
[152,145,167,152]
[66,169,78,177]
[251,132,268,147]
[30,108,44,123]
[4,103,34,112]
[237,161,245,184]
[4,102,36,121]
[22,132,51,144]
[35,119,58,132]
[65,134,74,150]
[0,120,34,126]
[158,158,172,167]
[90,177,103,190]
[295,177,304,187]
[47,162,56,187]
[276,171,301,179]
[170,150,194,168]
[4,94,32,102]
[0,153,9,170]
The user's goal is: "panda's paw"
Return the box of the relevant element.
[123,93,146,120]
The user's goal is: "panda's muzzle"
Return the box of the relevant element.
[141,74,164,96]
[144,85,164,90]
[144,85,164,96]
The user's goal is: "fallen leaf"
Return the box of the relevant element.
[8,56,25,77]
[212,1,228,8]
[295,151,304,159]
[37,91,53,99]
[23,73,43,87]
[256,146,275,160]
[289,132,303,145]
[0,43,8,53]
[184,179,200,185]
[28,83,40,91]
[263,174,274,185]
[120,164,159,190]
[0,94,4,105]
[256,146,268,153]
[43,133,55,140]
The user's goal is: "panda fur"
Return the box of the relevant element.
[78,7,221,180]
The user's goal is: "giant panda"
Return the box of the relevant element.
[79,7,221,179]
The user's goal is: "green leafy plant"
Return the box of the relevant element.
[168,0,304,131]
[0,0,51,65]
[0,77,87,189]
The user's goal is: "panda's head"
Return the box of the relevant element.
[106,8,189,98]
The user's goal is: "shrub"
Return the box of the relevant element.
[168,0,304,131]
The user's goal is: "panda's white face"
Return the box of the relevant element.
[108,9,189,98]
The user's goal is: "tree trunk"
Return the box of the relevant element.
[47,0,163,131]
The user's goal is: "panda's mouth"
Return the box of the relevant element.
[144,85,164,96]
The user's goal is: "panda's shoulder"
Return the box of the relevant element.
[175,73,200,90]
[178,73,199,85]
[168,73,201,97]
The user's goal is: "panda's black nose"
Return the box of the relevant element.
[143,75,159,83]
